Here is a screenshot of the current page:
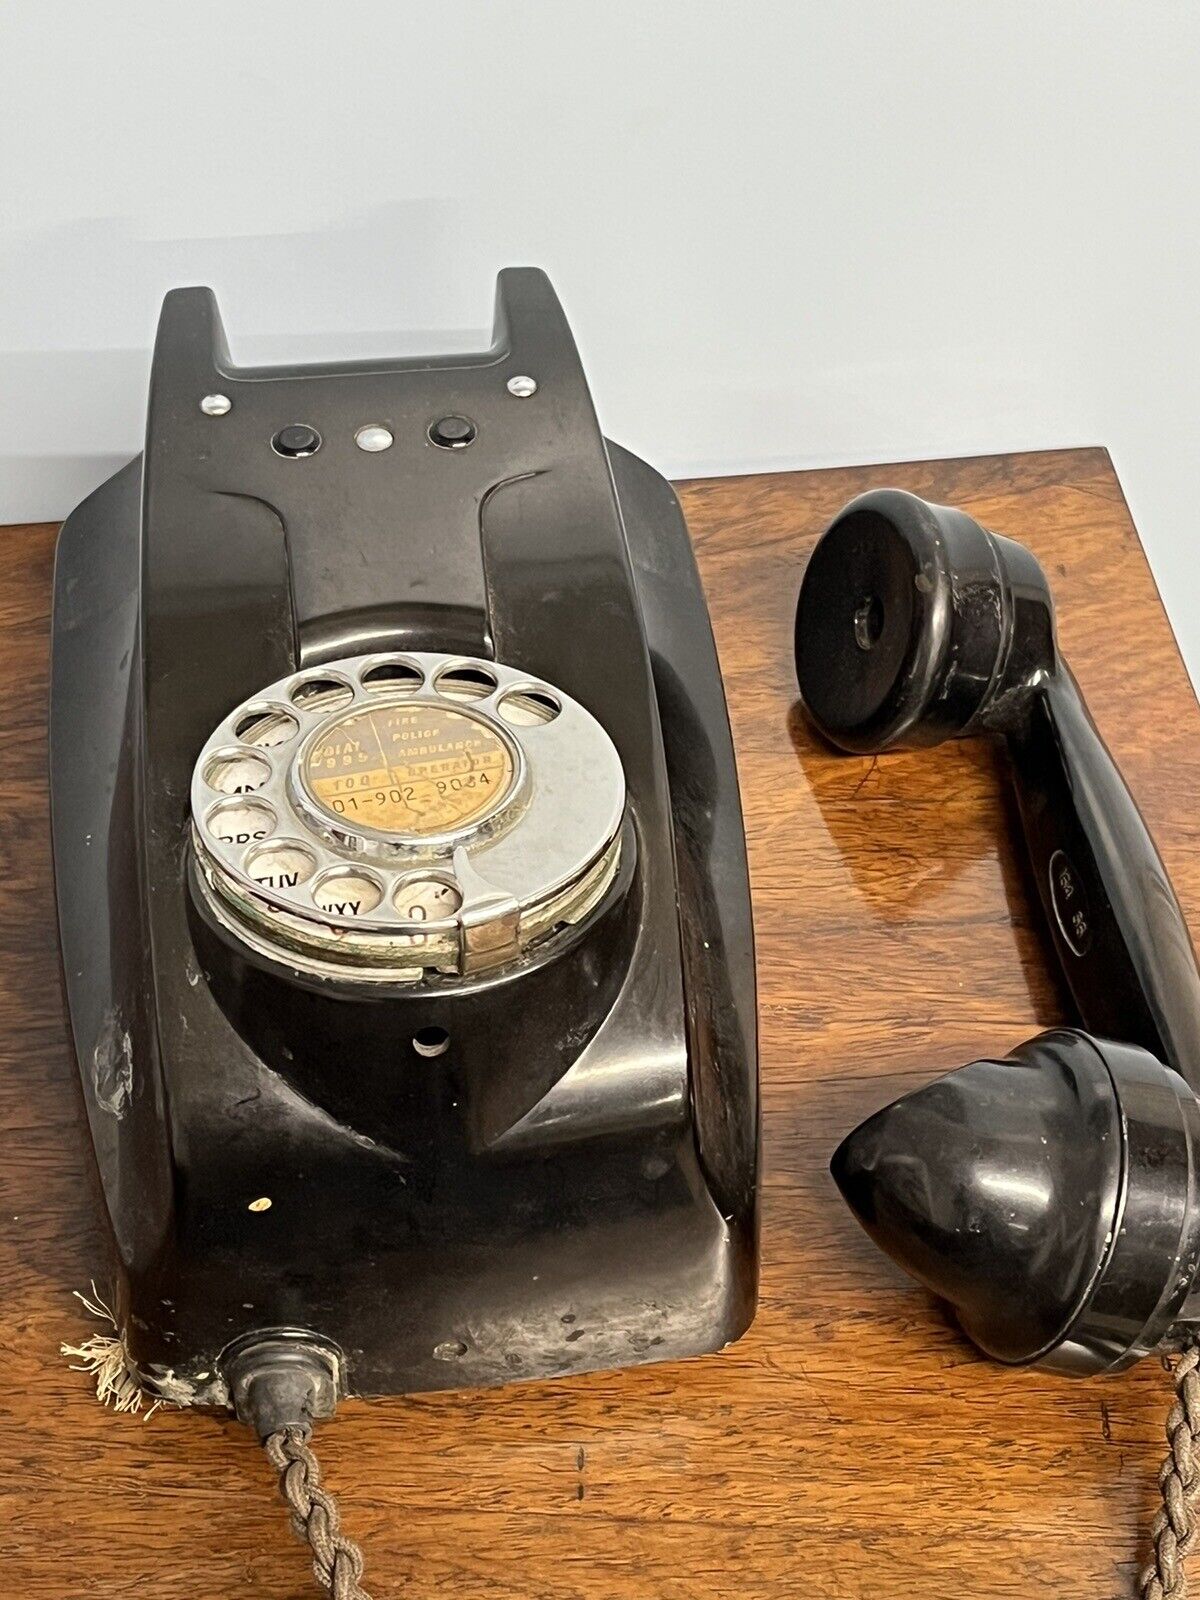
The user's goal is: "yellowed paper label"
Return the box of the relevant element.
[305,703,513,836]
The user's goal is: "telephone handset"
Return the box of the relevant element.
[796,488,1200,1374]
[51,270,758,1583]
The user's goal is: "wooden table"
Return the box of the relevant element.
[3,446,1198,1598]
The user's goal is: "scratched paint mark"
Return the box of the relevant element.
[576,1445,586,1502]
[92,1012,133,1116]
[1100,1400,1113,1442]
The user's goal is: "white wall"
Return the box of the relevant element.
[4,1,1199,684]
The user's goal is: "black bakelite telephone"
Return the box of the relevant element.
[795,489,1200,1589]
[50,269,758,1591]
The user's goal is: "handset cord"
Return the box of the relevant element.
[1142,1341,1200,1600]
[264,1339,1200,1600]
[264,1425,373,1600]
[68,1300,1200,1598]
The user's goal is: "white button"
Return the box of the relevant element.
[355,424,394,452]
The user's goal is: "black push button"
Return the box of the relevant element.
[428,415,476,449]
[272,423,322,458]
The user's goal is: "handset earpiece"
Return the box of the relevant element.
[797,489,1200,1372]
[794,487,1047,753]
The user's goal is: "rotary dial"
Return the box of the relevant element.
[189,653,625,982]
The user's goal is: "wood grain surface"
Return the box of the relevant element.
[2,446,1198,1598]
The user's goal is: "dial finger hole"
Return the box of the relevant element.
[245,840,317,891]
[290,676,354,713]
[392,876,463,921]
[497,686,561,726]
[205,798,277,846]
[360,658,424,694]
[204,749,272,794]
[235,705,300,747]
[433,663,498,702]
[311,868,383,917]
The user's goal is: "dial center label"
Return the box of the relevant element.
[303,702,514,837]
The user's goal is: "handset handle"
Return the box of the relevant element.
[794,487,1200,1090]
[1009,667,1200,1091]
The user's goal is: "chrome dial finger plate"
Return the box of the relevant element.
[189,652,626,981]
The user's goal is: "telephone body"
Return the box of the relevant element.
[50,269,759,1412]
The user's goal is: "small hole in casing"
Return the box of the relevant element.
[413,1026,450,1058]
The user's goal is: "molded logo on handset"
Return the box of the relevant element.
[1049,849,1092,957]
